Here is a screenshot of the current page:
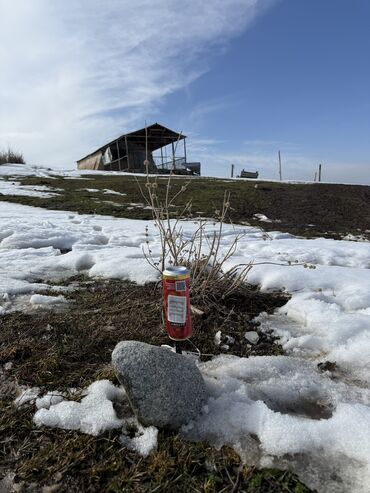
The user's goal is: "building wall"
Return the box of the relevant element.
[77,151,103,170]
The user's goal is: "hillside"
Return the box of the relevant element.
[1,167,370,240]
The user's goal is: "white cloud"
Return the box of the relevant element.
[0,0,275,168]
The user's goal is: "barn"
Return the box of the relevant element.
[76,123,201,175]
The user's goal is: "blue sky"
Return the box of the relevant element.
[160,0,370,182]
[1,0,369,183]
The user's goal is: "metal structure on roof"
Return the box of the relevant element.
[76,123,201,175]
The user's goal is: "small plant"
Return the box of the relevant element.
[0,147,26,165]
[138,129,252,303]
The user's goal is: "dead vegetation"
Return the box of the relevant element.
[0,277,287,389]
[0,403,311,492]
[0,147,25,165]
[0,277,310,493]
[2,173,370,240]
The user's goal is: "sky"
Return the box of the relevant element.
[0,0,369,184]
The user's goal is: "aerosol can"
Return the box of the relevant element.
[162,266,192,341]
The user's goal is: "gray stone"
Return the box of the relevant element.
[244,331,260,344]
[112,341,207,430]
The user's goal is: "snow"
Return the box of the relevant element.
[120,419,158,457]
[184,355,370,493]
[36,391,65,409]
[1,169,370,488]
[14,387,40,407]
[0,201,369,382]
[30,294,67,305]
[34,380,126,436]
[33,380,159,457]
[253,213,281,223]
[1,201,368,385]
[103,189,127,196]
[0,179,61,198]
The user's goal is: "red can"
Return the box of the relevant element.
[162,266,192,341]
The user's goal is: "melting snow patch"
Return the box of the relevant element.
[14,387,40,408]
[36,391,65,410]
[253,213,281,223]
[183,355,370,493]
[120,418,158,457]
[32,379,159,457]
[34,380,125,436]
[30,294,67,306]
[103,189,127,196]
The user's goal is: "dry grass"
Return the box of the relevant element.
[0,277,287,388]
[3,173,369,241]
[0,397,311,492]
[0,147,25,165]
[0,277,311,492]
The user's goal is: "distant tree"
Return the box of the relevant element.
[0,147,26,165]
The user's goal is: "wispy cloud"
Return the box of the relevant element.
[0,0,276,168]
[243,139,299,149]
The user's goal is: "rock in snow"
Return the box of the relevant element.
[112,341,207,430]
[244,331,260,344]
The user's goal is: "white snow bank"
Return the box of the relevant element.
[34,380,125,436]
[186,355,370,493]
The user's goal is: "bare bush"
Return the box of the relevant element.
[0,147,25,165]
[138,132,253,303]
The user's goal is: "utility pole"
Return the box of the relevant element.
[318,163,322,182]
[314,171,317,182]
[278,150,282,181]
[231,163,235,178]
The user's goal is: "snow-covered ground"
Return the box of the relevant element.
[1,180,370,491]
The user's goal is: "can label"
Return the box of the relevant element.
[162,266,192,341]
[167,295,186,324]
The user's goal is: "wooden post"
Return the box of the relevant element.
[183,137,187,165]
[278,150,282,181]
[172,141,175,171]
[231,163,234,178]
[116,141,121,171]
[160,146,164,169]
[125,135,130,171]
[318,163,322,182]
[314,171,317,182]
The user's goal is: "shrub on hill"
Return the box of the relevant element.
[0,147,25,165]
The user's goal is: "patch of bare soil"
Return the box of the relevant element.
[0,278,313,493]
